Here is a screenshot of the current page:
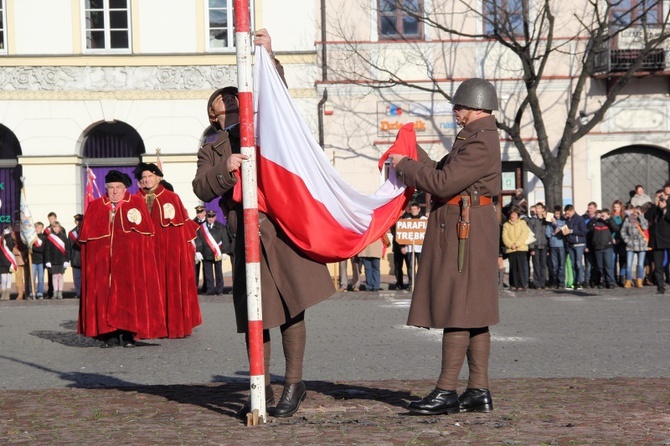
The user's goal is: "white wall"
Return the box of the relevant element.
[260,0,315,52]
[13,0,73,54]
[137,0,198,54]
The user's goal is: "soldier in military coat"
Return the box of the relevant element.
[192,29,335,418]
[390,78,501,415]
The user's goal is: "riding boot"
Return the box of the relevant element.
[407,329,468,415]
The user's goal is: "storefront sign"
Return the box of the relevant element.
[378,101,455,137]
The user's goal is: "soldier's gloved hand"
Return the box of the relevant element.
[222,254,228,260]
[195,252,203,262]
[63,262,70,268]
[46,262,52,268]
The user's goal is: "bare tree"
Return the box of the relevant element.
[326,0,670,207]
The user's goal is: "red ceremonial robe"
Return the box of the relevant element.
[77,191,167,339]
[138,185,202,338]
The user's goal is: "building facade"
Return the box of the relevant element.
[0,0,319,227]
[316,0,670,212]
[2,0,670,278]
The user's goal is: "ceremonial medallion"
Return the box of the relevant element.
[163,203,176,220]
[127,208,142,225]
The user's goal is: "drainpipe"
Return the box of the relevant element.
[321,0,327,81]
[318,88,328,149]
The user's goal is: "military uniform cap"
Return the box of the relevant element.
[207,86,238,129]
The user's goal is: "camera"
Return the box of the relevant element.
[660,196,666,202]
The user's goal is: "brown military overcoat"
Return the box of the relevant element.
[192,62,334,332]
[396,115,501,329]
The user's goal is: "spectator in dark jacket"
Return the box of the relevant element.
[644,189,670,294]
[546,205,567,289]
[527,202,550,289]
[69,214,83,299]
[44,221,71,300]
[30,222,48,299]
[586,208,620,288]
[564,205,588,290]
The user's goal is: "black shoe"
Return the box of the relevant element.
[657,288,665,295]
[272,382,307,418]
[407,388,459,415]
[119,332,136,348]
[238,385,275,419]
[99,335,120,349]
[458,388,493,413]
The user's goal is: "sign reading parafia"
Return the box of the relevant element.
[395,218,427,245]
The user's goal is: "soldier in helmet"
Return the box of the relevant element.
[192,29,335,418]
[389,78,502,415]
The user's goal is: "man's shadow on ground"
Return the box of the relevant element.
[21,319,415,421]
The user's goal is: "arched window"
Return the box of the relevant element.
[0,124,22,225]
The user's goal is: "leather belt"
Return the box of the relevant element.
[445,195,492,206]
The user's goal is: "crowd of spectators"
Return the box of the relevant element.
[499,184,670,294]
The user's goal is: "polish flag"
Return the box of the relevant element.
[244,47,417,263]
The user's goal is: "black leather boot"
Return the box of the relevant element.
[271,381,307,418]
[407,388,459,415]
[237,385,275,419]
[458,388,493,413]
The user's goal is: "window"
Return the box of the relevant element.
[83,0,130,51]
[206,0,254,51]
[378,0,423,40]
[483,0,525,36]
[208,0,233,49]
[0,0,6,53]
[611,0,663,27]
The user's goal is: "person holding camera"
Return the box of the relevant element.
[644,188,670,294]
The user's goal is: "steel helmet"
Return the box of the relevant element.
[451,78,499,111]
[207,86,238,128]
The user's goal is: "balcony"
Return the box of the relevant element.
[593,47,668,75]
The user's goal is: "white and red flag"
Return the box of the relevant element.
[236,47,416,263]
[19,188,40,248]
[84,166,101,212]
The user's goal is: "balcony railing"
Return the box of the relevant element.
[593,47,668,74]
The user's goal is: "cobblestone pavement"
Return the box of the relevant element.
[1,278,669,445]
[1,377,669,445]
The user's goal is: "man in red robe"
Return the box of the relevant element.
[135,162,202,338]
[78,170,167,348]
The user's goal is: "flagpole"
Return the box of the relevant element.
[19,179,37,298]
[28,250,35,298]
[234,0,266,426]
